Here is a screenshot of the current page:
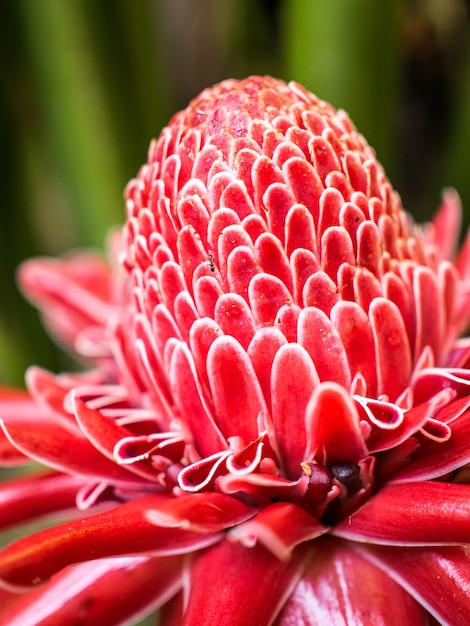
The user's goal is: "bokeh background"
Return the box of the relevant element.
[1,0,470,386]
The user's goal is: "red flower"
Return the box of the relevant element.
[1,75,470,624]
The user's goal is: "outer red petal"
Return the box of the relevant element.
[0,555,183,626]
[391,405,470,482]
[275,538,426,626]
[0,492,253,589]
[229,501,328,560]
[18,254,112,350]
[358,543,470,626]
[181,540,312,626]
[0,416,144,486]
[333,482,470,545]
[72,396,162,482]
[0,471,84,530]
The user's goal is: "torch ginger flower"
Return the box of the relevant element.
[1,75,470,624]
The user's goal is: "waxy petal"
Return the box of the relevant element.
[206,336,266,442]
[214,293,256,349]
[331,301,377,396]
[0,493,252,589]
[72,396,161,482]
[181,540,312,626]
[359,544,470,626]
[392,398,470,481]
[169,342,227,457]
[229,501,328,560]
[333,482,470,545]
[271,343,319,478]
[0,471,84,530]
[247,327,287,414]
[248,273,293,326]
[276,538,426,626]
[298,307,351,388]
[305,382,368,466]
[0,556,183,626]
[0,417,144,486]
[369,297,412,401]
[18,254,112,348]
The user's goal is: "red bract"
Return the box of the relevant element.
[1,75,470,624]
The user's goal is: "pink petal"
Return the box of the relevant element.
[359,543,470,626]
[181,540,311,626]
[217,224,254,287]
[169,342,227,457]
[262,182,296,241]
[176,182,209,241]
[311,135,341,183]
[188,317,223,390]
[177,451,232,492]
[173,291,199,343]
[356,220,381,276]
[413,367,470,404]
[214,293,256,350]
[193,275,223,318]
[344,151,368,194]
[321,227,355,281]
[353,267,383,312]
[290,248,321,306]
[0,556,183,626]
[369,297,412,401]
[206,336,266,442]
[255,232,293,294]
[157,262,187,316]
[283,156,323,225]
[302,271,339,315]
[284,203,317,258]
[276,538,426,626]
[207,208,242,257]
[330,301,377,397]
[226,245,262,302]
[275,302,301,342]
[176,225,208,291]
[241,213,269,242]
[247,327,287,412]
[427,188,462,260]
[333,481,470,545]
[318,188,343,238]
[339,202,365,255]
[252,155,284,212]
[298,307,351,388]
[18,254,112,348]
[271,343,319,478]
[382,270,416,353]
[248,273,293,326]
[305,382,368,466]
[220,179,256,220]
[413,267,445,364]
[0,429,30,465]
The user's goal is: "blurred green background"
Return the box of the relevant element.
[1,0,470,385]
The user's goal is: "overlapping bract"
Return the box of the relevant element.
[1,76,470,624]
